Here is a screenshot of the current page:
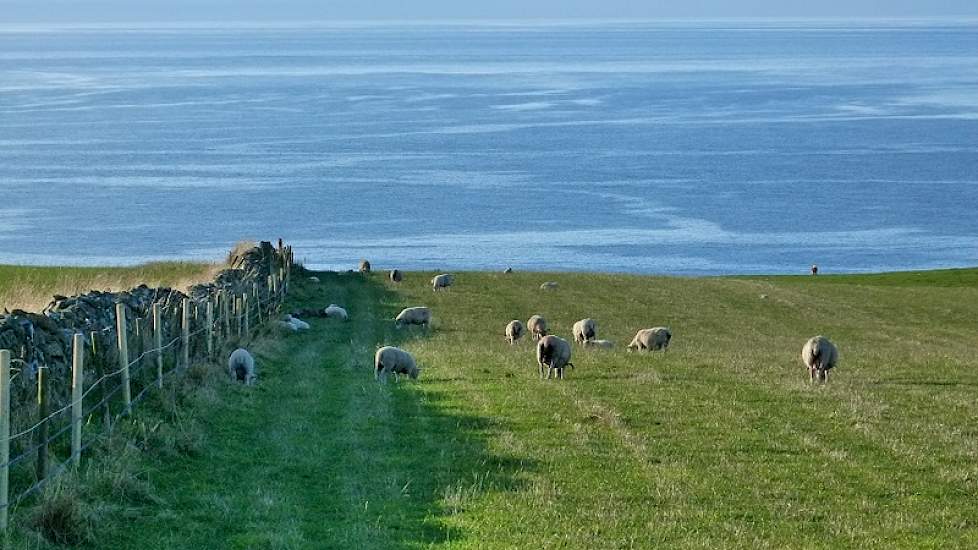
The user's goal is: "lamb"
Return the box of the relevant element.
[324,304,349,321]
[526,315,548,341]
[572,318,597,344]
[627,327,671,352]
[802,335,838,383]
[540,281,559,290]
[537,335,574,379]
[282,314,310,331]
[395,306,431,328]
[389,269,403,283]
[431,273,454,291]
[359,259,371,273]
[228,348,256,385]
[582,339,614,349]
[375,346,420,382]
[505,320,525,344]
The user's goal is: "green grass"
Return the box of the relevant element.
[0,262,217,311]
[9,268,978,548]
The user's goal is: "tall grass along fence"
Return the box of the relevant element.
[0,240,295,529]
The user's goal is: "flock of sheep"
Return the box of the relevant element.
[227,263,840,385]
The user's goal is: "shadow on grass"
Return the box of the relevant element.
[296,271,536,548]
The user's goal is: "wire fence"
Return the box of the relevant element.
[0,245,294,526]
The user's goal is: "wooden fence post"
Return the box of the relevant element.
[71,334,84,465]
[221,291,231,341]
[234,297,242,338]
[116,303,132,413]
[253,283,262,325]
[266,276,273,315]
[35,360,48,480]
[0,349,11,531]
[206,299,214,359]
[182,298,191,370]
[153,304,163,388]
[242,294,250,337]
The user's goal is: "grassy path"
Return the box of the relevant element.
[59,269,978,548]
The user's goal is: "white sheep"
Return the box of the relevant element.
[627,327,671,352]
[505,320,525,344]
[537,335,574,379]
[526,315,548,341]
[572,318,597,344]
[540,281,559,290]
[389,269,403,283]
[582,339,614,349]
[375,346,420,382]
[308,276,320,283]
[431,273,454,291]
[359,259,371,273]
[282,314,310,331]
[395,306,431,329]
[228,348,256,385]
[324,304,348,321]
[802,335,838,383]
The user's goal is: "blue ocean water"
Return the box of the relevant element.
[0,20,976,274]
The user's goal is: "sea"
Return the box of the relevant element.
[0,20,976,274]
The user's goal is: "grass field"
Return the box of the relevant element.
[0,263,219,311]
[9,268,978,548]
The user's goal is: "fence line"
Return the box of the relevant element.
[0,244,293,525]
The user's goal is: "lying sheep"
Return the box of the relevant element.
[375,346,420,382]
[540,281,559,290]
[627,327,671,352]
[582,339,614,349]
[228,348,256,385]
[431,273,454,291]
[505,320,525,344]
[537,335,574,379]
[324,304,348,321]
[527,315,548,341]
[282,314,310,331]
[308,276,320,283]
[572,318,597,344]
[359,259,371,273]
[395,306,431,329]
[389,269,403,283]
[802,335,838,383]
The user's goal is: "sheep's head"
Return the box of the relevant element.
[409,365,420,380]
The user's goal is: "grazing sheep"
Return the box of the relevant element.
[503,267,513,274]
[527,315,548,341]
[389,269,403,283]
[582,339,614,349]
[308,276,320,283]
[324,304,349,321]
[802,335,838,383]
[537,335,574,379]
[627,327,672,352]
[228,348,256,385]
[572,318,597,344]
[395,306,431,329]
[282,314,310,331]
[431,273,454,291]
[375,346,420,382]
[540,281,559,290]
[505,320,525,344]
[359,259,371,273]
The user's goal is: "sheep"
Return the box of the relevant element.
[431,273,454,291]
[526,315,548,341]
[395,306,431,329]
[375,346,420,382]
[389,269,403,283]
[359,259,371,273]
[323,304,348,321]
[627,327,671,352]
[802,335,838,383]
[503,267,513,274]
[282,314,310,331]
[582,339,614,349]
[572,318,597,344]
[540,281,559,290]
[228,348,256,385]
[308,276,320,283]
[505,320,525,344]
[537,335,574,379]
